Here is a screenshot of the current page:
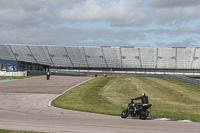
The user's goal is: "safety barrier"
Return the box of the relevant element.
[0,71,27,76]
[27,70,86,76]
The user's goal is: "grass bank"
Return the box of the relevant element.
[52,77,200,121]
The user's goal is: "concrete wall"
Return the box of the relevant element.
[27,70,86,76]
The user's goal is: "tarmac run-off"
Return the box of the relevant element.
[0,76,199,133]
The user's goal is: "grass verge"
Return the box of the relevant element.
[52,77,200,121]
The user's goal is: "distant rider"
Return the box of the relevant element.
[46,71,50,80]
[132,93,148,112]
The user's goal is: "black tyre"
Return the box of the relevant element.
[139,110,149,119]
[121,109,129,118]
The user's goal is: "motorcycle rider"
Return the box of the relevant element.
[46,70,50,80]
[132,93,148,113]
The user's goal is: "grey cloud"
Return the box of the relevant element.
[0,0,83,9]
[78,40,133,47]
[0,0,200,48]
[156,38,198,48]
[0,23,144,46]
[59,0,200,26]
[144,27,200,36]
[155,42,167,48]
[60,0,149,27]
[0,0,84,29]
[148,0,200,24]
[1,0,199,29]
[149,0,200,8]
[150,5,200,24]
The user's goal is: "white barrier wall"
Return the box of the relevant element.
[0,71,27,76]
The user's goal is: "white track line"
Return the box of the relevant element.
[48,78,94,107]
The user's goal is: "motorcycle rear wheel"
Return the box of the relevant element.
[139,110,149,119]
[121,109,129,118]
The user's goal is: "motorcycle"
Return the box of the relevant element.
[46,75,50,80]
[121,99,152,119]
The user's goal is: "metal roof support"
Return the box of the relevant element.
[64,47,74,68]
[191,48,196,69]
[82,47,89,68]
[45,46,55,67]
[175,47,177,69]
[27,45,38,64]
[138,48,142,68]
[100,46,108,68]
[119,47,123,68]
[155,48,158,68]
[8,45,17,60]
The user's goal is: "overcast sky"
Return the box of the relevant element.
[0,0,200,47]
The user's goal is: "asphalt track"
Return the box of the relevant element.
[0,76,199,133]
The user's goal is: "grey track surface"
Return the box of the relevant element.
[0,76,199,133]
[0,77,10,80]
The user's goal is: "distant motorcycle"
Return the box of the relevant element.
[46,71,50,80]
[121,99,152,119]
[46,75,50,80]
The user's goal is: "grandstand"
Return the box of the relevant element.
[0,44,200,73]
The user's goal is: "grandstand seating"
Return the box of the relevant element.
[65,47,87,68]
[139,48,157,68]
[101,46,121,68]
[28,45,52,65]
[0,45,15,60]
[120,47,141,68]
[83,47,107,68]
[193,48,200,69]
[1,44,200,70]
[9,45,37,63]
[46,46,73,67]
[176,48,194,69]
[157,48,176,69]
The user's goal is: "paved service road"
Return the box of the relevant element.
[0,76,199,133]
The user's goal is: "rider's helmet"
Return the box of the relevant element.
[141,93,146,97]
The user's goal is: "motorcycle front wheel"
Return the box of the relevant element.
[121,109,129,118]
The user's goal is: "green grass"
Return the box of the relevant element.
[0,129,45,133]
[52,77,200,121]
